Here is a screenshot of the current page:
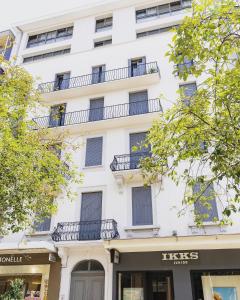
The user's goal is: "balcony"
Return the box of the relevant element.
[110,152,151,189]
[110,152,151,172]
[32,98,162,131]
[0,30,15,61]
[38,62,160,100]
[51,219,119,242]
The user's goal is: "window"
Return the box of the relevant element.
[35,217,51,232]
[23,48,70,63]
[96,17,112,32]
[129,57,146,77]
[73,260,104,272]
[129,131,150,169]
[177,56,193,75]
[92,65,106,84]
[118,271,174,300]
[49,104,66,127]
[136,0,192,21]
[179,82,197,105]
[132,186,153,225]
[27,26,73,48]
[94,38,112,48]
[129,90,148,115]
[85,137,103,167]
[89,98,104,121]
[191,270,240,300]
[137,25,175,38]
[79,192,103,240]
[193,181,218,222]
[54,72,70,91]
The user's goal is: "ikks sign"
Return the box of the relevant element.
[0,254,32,265]
[160,251,200,265]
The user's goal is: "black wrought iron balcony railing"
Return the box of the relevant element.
[52,219,119,242]
[110,152,151,172]
[38,62,159,94]
[32,98,162,129]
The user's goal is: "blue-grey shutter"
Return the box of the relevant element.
[85,137,103,166]
[128,59,132,77]
[35,217,51,231]
[130,132,149,153]
[62,72,71,89]
[89,98,104,121]
[49,104,66,127]
[129,90,148,115]
[193,182,218,221]
[129,132,150,169]
[139,56,146,75]
[80,192,102,240]
[180,83,197,105]
[132,186,153,225]
[92,65,105,84]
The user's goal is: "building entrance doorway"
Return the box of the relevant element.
[70,260,104,300]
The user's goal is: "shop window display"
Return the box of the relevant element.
[0,275,42,300]
[117,271,173,300]
[191,270,240,300]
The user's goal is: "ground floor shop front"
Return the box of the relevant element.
[112,249,240,300]
[0,252,61,300]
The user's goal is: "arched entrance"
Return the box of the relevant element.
[70,260,105,300]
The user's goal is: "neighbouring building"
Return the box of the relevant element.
[1,1,240,300]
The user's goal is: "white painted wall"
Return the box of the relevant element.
[1,2,240,299]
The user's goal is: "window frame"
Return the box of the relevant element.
[26,26,73,48]
[95,17,113,32]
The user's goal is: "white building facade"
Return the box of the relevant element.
[1,1,240,300]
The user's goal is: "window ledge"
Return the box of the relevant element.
[188,222,227,234]
[83,165,103,170]
[125,225,160,238]
[25,231,52,237]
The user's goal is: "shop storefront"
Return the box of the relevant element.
[112,249,240,300]
[0,253,61,300]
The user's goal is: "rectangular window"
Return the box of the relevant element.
[27,26,73,48]
[191,270,240,300]
[49,104,66,127]
[35,216,51,232]
[118,271,174,300]
[94,38,112,48]
[54,72,71,91]
[132,186,153,225]
[129,57,146,77]
[179,82,197,105]
[85,137,103,167]
[129,131,150,169]
[23,48,70,63]
[193,181,218,222]
[136,1,191,21]
[80,192,102,240]
[89,98,104,122]
[92,65,106,84]
[177,57,194,75]
[96,17,112,32]
[129,90,148,116]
